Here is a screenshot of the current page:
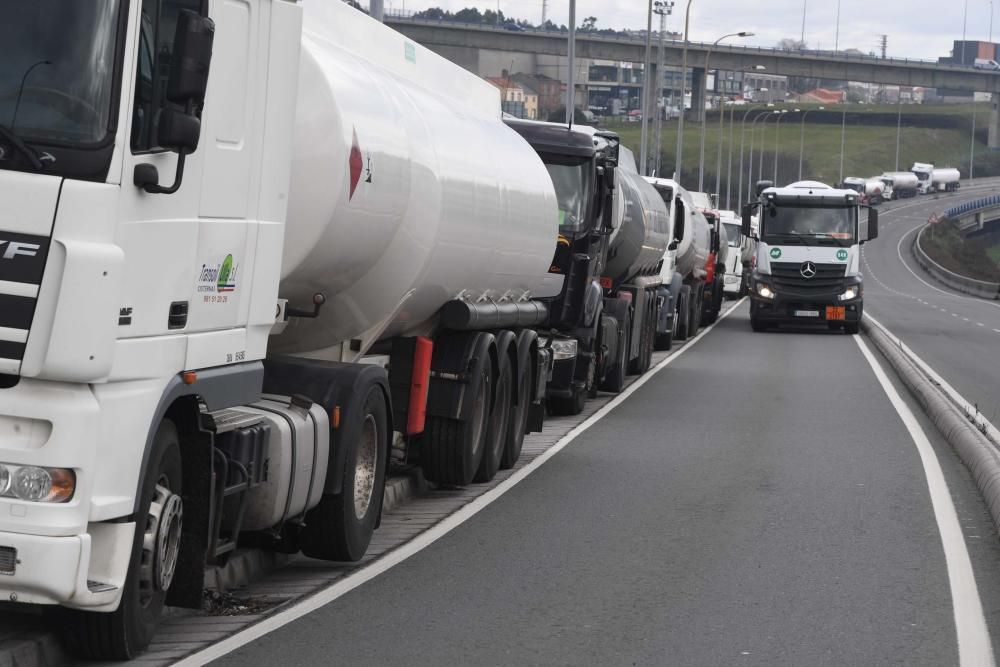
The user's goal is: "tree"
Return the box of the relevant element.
[581,16,598,31]
[414,7,449,20]
[776,38,807,51]
[453,7,483,23]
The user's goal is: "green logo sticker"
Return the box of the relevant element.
[836,249,849,261]
[769,247,782,259]
[217,254,236,293]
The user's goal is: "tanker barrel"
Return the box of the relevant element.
[439,299,549,331]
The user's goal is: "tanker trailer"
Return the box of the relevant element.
[597,147,670,388]
[505,120,621,414]
[0,1,562,658]
[882,171,919,198]
[911,163,961,194]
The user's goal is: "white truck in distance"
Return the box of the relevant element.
[911,162,961,194]
[0,0,572,658]
[880,171,919,199]
[841,177,885,205]
[720,211,753,297]
[743,181,879,334]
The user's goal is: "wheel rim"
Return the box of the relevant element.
[354,414,379,520]
[140,477,183,607]
[491,368,512,458]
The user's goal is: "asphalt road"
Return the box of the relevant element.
[861,185,1000,428]
[211,307,1000,666]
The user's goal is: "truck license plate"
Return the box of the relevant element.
[826,306,846,320]
[793,310,819,317]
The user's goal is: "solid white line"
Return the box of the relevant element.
[175,299,748,666]
[854,335,995,667]
[866,313,1000,447]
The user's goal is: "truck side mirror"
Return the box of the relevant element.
[755,180,774,197]
[741,204,753,237]
[135,9,215,195]
[862,206,879,242]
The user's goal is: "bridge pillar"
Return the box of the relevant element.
[689,67,706,123]
[989,97,1000,150]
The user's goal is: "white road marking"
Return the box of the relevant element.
[174,300,748,666]
[854,334,995,667]
[866,314,1000,443]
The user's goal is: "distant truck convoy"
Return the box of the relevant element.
[880,172,919,199]
[744,180,878,334]
[911,163,961,194]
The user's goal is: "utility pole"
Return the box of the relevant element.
[834,0,841,51]
[640,0,655,175]
[673,0,694,182]
[962,0,969,64]
[878,34,887,59]
[371,0,384,21]
[800,0,807,46]
[542,0,548,25]
[565,0,576,124]
[653,1,674,176]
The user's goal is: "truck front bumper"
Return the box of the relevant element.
[749,274,863,325]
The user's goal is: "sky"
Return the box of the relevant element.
[376,0,989,61]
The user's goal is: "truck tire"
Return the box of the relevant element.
[690,284,704,335]
[475,352,513,483]
[600,312,631,393]
[501,357,532,469]
[301,386,389,561]
[845,321,860,335]
[675,285,691,341]
[629,299,655,375]
[62,420,183,660]
[750,316,767,332]
[421,366,491,486]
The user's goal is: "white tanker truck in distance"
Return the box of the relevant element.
[842,177,885,205]
[0,1,569,658]
[744,181,878,334]
[880,171,919,199]
[911,163,961,194]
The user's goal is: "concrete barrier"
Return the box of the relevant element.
[913,226,1000,300]
[862,318,1000,535]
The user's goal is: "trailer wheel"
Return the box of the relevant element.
[475,352,513,483]
[501,357,532,469]
[600,312,630,393]
[421,366,491,486]
[61,420,182,660]
[675,285,691,341]
[301,386,389,561]
[629,298,655,374]
[690,284,704,335]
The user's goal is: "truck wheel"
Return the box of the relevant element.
[501,359,532,469]
[421,368,490,486]
[600,313,631,393]
[301,386,389,561]
[62,420,183,660]
[690,284,704,335]
[750,317,767,332]
[629,301,655,374]
[475,352,513,483]
[549,386,585,416]
[675,285,691,341]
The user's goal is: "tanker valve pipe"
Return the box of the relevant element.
[285,293,327,320]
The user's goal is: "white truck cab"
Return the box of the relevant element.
[742,181,878,333]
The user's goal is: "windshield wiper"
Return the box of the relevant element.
[0,124,43,171]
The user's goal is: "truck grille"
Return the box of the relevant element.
[0,546,16,575]
[770,262,846,295]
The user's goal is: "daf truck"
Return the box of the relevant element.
[911,163,961,194]
[880,172,919,199]
[0,1,569,658]
[743,181,878,334]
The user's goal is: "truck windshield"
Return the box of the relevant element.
[1,0,121,145]
[913,170,930,181]
[545,160,594,234]
[762,204,856,244]
[723,223,742,247]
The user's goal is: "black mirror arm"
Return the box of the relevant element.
[134,151,189,195]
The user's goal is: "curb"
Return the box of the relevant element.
[861,318,1000,533]
[0,468,430,667]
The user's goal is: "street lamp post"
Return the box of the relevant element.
[673,0,694,182]
[759,110,783,184]
[773,109,796,184]
[565,0,576,125]
[640,0,654,174]
[725,104,735,208]
[895,95,902,171]
[798,106,824,180]
[739,108,766,207]
[653,0,674,176]
[748,110,777,200]
[839,107,847,184]
[971,103,978,180]
[698,31,752,192]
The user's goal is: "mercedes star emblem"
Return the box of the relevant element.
[800,261,817,279]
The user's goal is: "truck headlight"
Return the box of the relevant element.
[755,282,776,300]
[838,285,861,301]
[0,463,75,503]
[550,338,578,361]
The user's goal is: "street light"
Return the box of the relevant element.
[565,0,576,125]
[639,0,655,174]
[839,107,847,184]
[773,109,797,184]
[697,31,753,192]
[797,106,823,180]
[652,0,674,176]
[759,109,784,185]
[722,66,765,208]
[673,0,694,182]
[738,108,768,208]
[748,110,778,201]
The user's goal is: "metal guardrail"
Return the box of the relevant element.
[946,194,1000,219]
[913,226,1000,299]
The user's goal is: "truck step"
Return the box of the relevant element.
[205,408,266,434]
[86,580,118,593]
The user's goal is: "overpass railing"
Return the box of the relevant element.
[946,194,1000,219]
[384,14,997,73]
